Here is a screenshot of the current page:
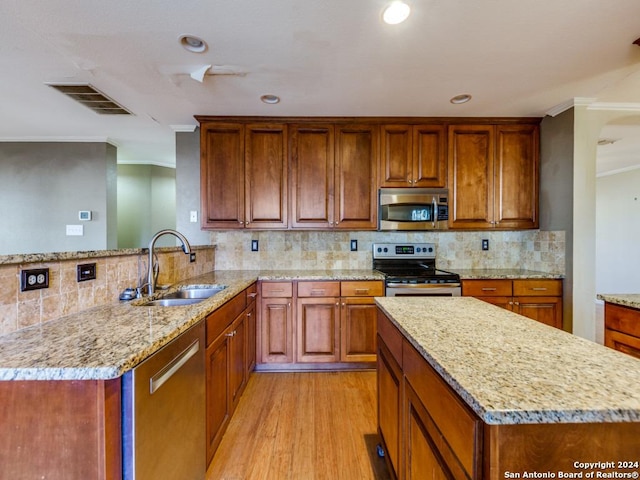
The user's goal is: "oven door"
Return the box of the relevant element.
[385,283,461,297]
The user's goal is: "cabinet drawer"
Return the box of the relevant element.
[403,339,481,480]
[206,293,246,346]
[261,282,293,298]
[605,328,640,359]
[377,310,403,367]
[297,281,340,297]
[341,280,384,297]
[513,279,562,296]
[605,303,640,338]
[462,279,512,297]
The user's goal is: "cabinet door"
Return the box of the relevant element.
[245,299,257,373]
[290,124,335,228]
[377,336,402,478]
[405,383,454,480]
[296,297,340,362]
[413,124,447,188]
[494,125,539,229]
[448,125,495,229]
[206,333,230,465]
[200,123,245,229]
[228,312,247,410]
[380,124,412,187]
[514,296,563,329]
[260,297,293,363]
[340,297,377,362]
[335,124,379,229]
[475,296,514,311]
[245,124,288,229]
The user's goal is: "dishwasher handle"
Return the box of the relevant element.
[149,339,200,394]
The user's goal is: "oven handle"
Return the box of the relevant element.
[432,196,437,228]
[386,283,461,289]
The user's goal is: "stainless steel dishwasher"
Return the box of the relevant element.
[122,320,205,480]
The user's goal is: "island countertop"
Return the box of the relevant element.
[0,269,384,381]
[375,296,640,425]
[597,293,640,310]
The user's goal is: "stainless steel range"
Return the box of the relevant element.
[373,243,461,297]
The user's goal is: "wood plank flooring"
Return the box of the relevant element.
[206,371,391,480]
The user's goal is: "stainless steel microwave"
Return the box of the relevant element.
[378,188,449,231]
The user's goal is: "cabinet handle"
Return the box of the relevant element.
[247,312,252,317]
[310,289,326,295]
[531,287,548,291]
[481,287,497,291]
[247,292,258,298]
[354,288,369,294]
[288,302,291,308]
[225,331,236,337]
[269,289,284,293]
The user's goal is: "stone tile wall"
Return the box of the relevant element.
[211,230,565,274]
[0,247,215,337]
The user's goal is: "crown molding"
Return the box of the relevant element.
[0,136,113,144]
[170,124,197,132]
[587,102,640,112]
[545,97,597,117]
[117,158,176,169]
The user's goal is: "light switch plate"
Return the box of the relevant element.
[66,225,84,236]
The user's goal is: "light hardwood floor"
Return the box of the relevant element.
[206,371,391,480]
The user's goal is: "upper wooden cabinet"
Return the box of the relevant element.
[380,124,447,188]
[198,117,539,231]
[290,124,335,229]
[334,124,379,230]
[199,122,287,229]
[448,123,539,229]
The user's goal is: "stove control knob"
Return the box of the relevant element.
[428,247,433,252]
[377,247,382,253]
[383,247,388,253]
[416,247,421,253]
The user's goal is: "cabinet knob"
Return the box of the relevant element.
[239,221,244,225]
[342,302,346,307]
[247,312,252,317]
[335,302,339,306]
[248,292,258,298]
[514,301,520,306]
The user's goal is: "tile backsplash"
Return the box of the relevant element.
[210,230,565,273]
[0,247,215,337]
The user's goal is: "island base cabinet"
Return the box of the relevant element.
[485,422,640,480]
[0,378,122,480]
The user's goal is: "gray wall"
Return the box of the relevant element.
[540,109,574,331]
[0,142,116,255]
[176,129,210,246]
[117,164,176,248]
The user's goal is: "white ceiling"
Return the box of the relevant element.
[2,0,640,172]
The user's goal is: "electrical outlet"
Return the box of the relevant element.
[20,268,49,291]
[190,252,196,263]
[189,210,198,223]
[350,239,358,251]
[77,263,96,282]
[251,240,259,252]
[482,239,489,251]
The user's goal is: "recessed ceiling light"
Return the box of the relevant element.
[450,94,472,104]
[260,94,280,104]
[179,34,207,53]
[383,1,411,25]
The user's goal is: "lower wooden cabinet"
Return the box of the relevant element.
[462,278,563,329]
[258,280,383,367]
[205,283,257,466]
[604,302,640,359]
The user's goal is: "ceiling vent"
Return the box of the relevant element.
[47,84,132,115]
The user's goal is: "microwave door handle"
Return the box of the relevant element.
[432,196,437,227]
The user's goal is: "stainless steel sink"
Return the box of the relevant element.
[163,285,227,299]
[142,298,206,307]
[138,285,227,306]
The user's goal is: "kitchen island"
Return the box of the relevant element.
[376,296,640,480]
[598,294,640,359]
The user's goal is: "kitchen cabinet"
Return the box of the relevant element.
[199,122,287,229]
[259,281,294,364]
[258,280,383,367]
[290,124,335,229]
[462,279,563,329]
[448,123,539,229]
[296,281,341,362]
[205,283,257,465]
[340,281,383,362]
[245,283,258,372]
[0,379,121,480]
[334,124,379,229]
[377,309,403,479]
[380,124,447,188]
[604,302,640,359]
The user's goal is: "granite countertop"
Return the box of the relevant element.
[376,296,640,425]
[597,293,640,310]
[0,269,384,381]
[454,268,564,279]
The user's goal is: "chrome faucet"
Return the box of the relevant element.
[146,229,192,296]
